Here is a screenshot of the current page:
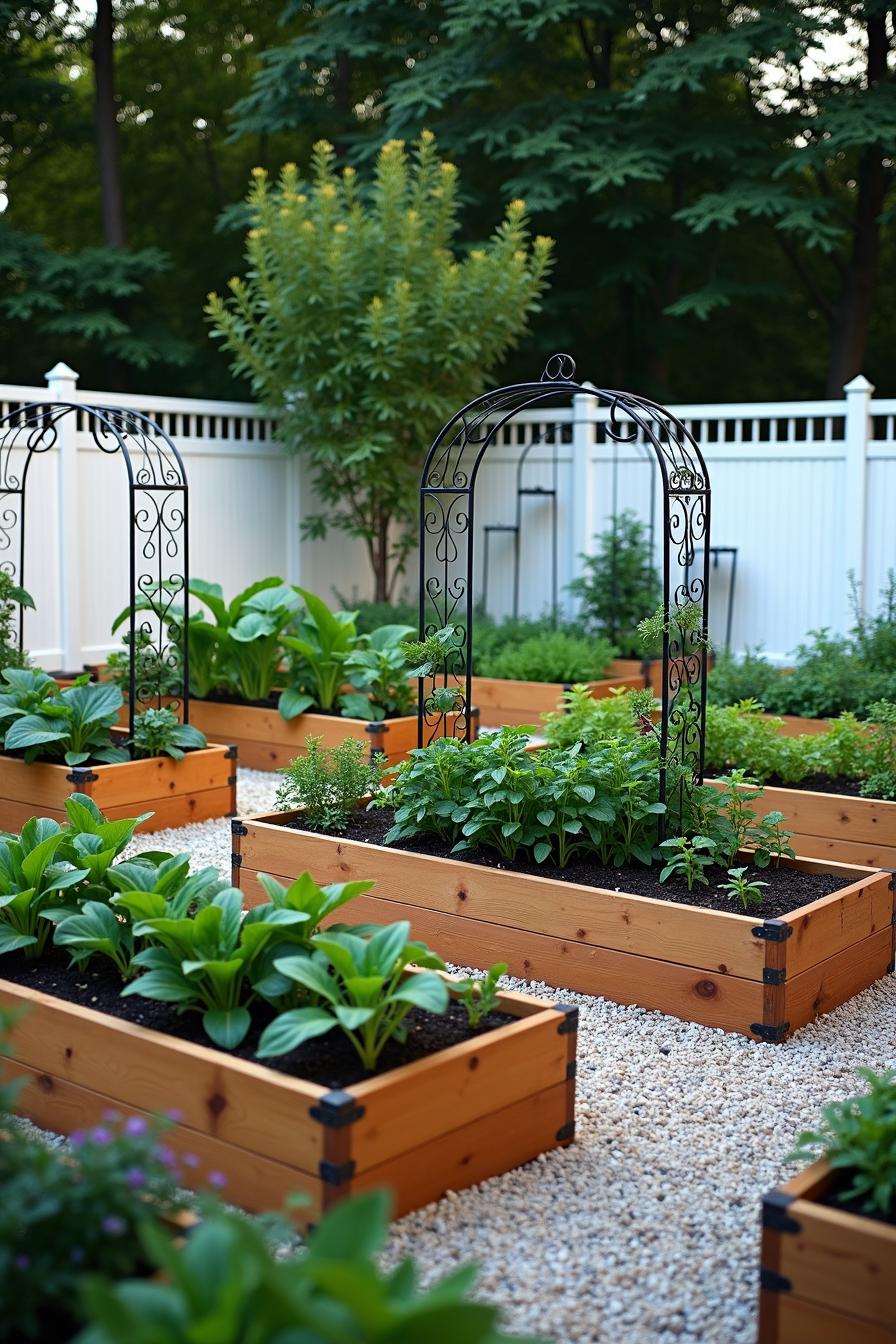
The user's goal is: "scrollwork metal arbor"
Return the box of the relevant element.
[417,354,711,821]
[0,401,190,738]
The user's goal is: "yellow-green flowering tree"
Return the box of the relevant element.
[206,133,553,601]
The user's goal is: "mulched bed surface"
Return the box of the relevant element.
[1,948,514,1090]
[286,808,850,920]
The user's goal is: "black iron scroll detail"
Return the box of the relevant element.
[0,401,190,739]
[416,356,711,834]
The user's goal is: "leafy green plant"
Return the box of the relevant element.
[476,630,617,683]
[276,736,382,833]
[281,588,361,717]
[0,671,128,765]
[0,571,34,676]
[207,134,553,603]
[637,599,710,653]
[567,510,661,657]
[122,886,311,1047]
[717,866,769,911]
[131,707,207,761]
[688,772,795,870]
[542,684,644,751]
[0,1112,191,1343]
[789,1067,896,1220]
[0,817,90,957]
[257,921,448,1071]
[342,623,416,720]
[76,1188,545,1344]
[401,624,466,716]
[337,594,419,636]
[658,835,717,890]
[453,963,508,1030]
[104,628,182,700]
[862,700,896,800]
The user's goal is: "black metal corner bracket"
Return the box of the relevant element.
[318,1158,356,1186]
[762,967,786,985]
[752,920,792,942]
[309,1090,366,1129]
[750,1021,790,1043]
[556,1121,576,1142]
[231,819,248,837]
[759,1267,792,1295]
[365,721,387,735]
[225,743,238,760]
[66,768,99,785]
[566,1059,577,1080]
[230,851,242,869]
[553,1004,579,1034]
[762,1190,801,1235]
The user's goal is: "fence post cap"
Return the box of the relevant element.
[44,361,80,384]
[843,373,874,394]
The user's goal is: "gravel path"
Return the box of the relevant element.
[120,769,896,1342]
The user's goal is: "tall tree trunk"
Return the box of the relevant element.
[92,0,126,247]
[824,12,889,396]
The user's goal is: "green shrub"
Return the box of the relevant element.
[862,700,896,800]
[567,510,661,657]
[789,1068,896,1219]
[542,684,642,750]
[0,571,33,676]
[276,736,382,832]
[476,630,616,683]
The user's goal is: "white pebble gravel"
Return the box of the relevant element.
[113,768,896,1341]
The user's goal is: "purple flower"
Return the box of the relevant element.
[123,1116,147,1138]
[69,1129,85,1148]
[14,1254,30,1271]
[208,1170,228,1189]
[101,1215,127,1236]
[102,1109,120,1123]
[155,1144,177,1169]
[181,1152,200,1169]
[165,1107,184,1123]
[125,1167,145,1188]
[89,1126,113,1146]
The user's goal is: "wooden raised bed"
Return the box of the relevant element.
[471,661,644,728]
[707,779,896,869]
[0,735,236,833]
[187,700,471,772]
[759,1158,896,1343]
[233,814,895,1042]
[0,973,577,1226]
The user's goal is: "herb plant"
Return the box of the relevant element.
[105,627,182,699]
[862,700,896,800]
[0,1112,190,1342]
[542,684,644,750]
[567,510,661,657]
[453,962,508,1029]
[789,1067,896,1220]
[0,571,34,675]
[658,835,717,890]
[475,629,617,683]
[258,921,448,1070]
[276,736,381,832]
[717,866,769,910]
[77,1189,546,1344]
[131,707,207,761]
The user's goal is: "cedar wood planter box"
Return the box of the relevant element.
[233,814,895,1042]
[187,700,470,772]
[759,1158,896,1343]
[471,660,644,728]
[0,974,577,1226]
[0,736,236,834]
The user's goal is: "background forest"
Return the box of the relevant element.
[3,0,895,401]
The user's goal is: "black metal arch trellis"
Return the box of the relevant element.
[417,353,712,827]
[0,401,190,739]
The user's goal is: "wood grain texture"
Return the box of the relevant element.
[188,702,437,768]
[782,869,894,976]
[470,672,643,727]
[783,926,894,1031]
[237,817,766,978]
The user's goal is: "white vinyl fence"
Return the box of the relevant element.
[2,363,894,669]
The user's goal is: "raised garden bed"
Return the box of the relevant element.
[0,733,236,833]
[233,812,895,1041]
[471,662,644,728]
[759,1158,896,1343]
[0,969,577,1225]
[187,698,470,771]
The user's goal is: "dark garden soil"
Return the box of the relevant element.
[193,689,409,722]
[284,808,850,920]
[0,949,514,1091]
[820,1178,896,1228]
[760,773,866,798]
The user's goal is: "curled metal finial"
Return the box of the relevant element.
[540,352,576,383]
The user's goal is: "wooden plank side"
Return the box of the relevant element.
[746,783,896,849]
[0,757,75,809]
[88,745,232,808]
[99,787,234,831]
[238,819,765,978]
[0,981,327,1169]
[768,1295,895,1344]
[784,926,894,1032]
[349,1009,567,1170]
[5,1060,322,1224]
[784,832,896,868]
[783,870,894,976]
[471,673,642,727]
[350,1081,570,1217]
[775,1196,896,1331]
[241,880,767,1034]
